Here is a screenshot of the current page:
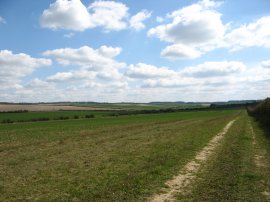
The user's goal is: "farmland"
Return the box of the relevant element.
[2,0,269,201]
[0,107,270,201]
[0,110,111,123]
[67,102,208,110]
[0,102,208,112]
[0,104,116,112]
[0,102,212,124]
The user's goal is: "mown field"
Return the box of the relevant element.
[0,108,269,201]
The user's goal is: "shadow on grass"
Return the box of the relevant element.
[251,116,270,141]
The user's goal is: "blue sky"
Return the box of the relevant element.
[0,0,270,102]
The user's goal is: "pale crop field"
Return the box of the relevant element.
[0,104,115,112]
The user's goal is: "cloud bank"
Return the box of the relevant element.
[40,0,151,32]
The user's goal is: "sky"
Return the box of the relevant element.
[0,0,270,103]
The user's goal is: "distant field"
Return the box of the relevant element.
[0,103,208,113]
[0,111,112,123]
[68,102,208,110]
[0,103,210,124]
[0,104,116,112]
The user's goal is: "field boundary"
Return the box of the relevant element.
[249,121,270,200]
[149,119,236,202]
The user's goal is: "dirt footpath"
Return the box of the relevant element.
[149,119,236,202]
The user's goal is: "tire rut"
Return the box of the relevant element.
[149,119,236,202]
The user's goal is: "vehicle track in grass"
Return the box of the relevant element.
[250,121,270,200]
[149,119,236,202]
[0,110,239,201]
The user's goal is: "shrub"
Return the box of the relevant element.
[248,98,270,125]
[38,117,50,121]
[30,117,50,122]
[85,114,95,118]
[1,119,14,124]
[54,116,70,120]
[0,110,29,113]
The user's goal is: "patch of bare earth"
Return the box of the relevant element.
[149,119,236,202]
[261,191,270,200]
[250,123,267,168]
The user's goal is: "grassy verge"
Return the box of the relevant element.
[250,117,270,201]
[178,111,268,201]
[0,110,237,201]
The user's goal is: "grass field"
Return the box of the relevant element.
[0,111,111,123]
[1,109,269,201]
[0,109,237,201]
[176,112,270,201]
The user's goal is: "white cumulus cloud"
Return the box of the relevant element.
[40,0,151,32]
[0,50,52,90]
[98,45,122,58]
[147,0,226,59]
[148,1,224,44]
[129,10,152,31]
[43,45,125,70]
[47,70,96,82]
[40,0,93,31]
[47,72,74,82]
[182,61,246,77]
[126,63,176,79]
[0,50,51,87]
[149,1,270,60]
[44,46,127,86]
[161,44,202,60]
[224,16,270,51]
[88,1,128,31]
[261,60,270,68]
[142,77,196,88]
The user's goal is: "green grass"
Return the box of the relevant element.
[178,111,270,201]
[0,110,236,142]
[0,111,111,123]
[250,117,270,201]
[0,110,238,201]
[0,104,212,124]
